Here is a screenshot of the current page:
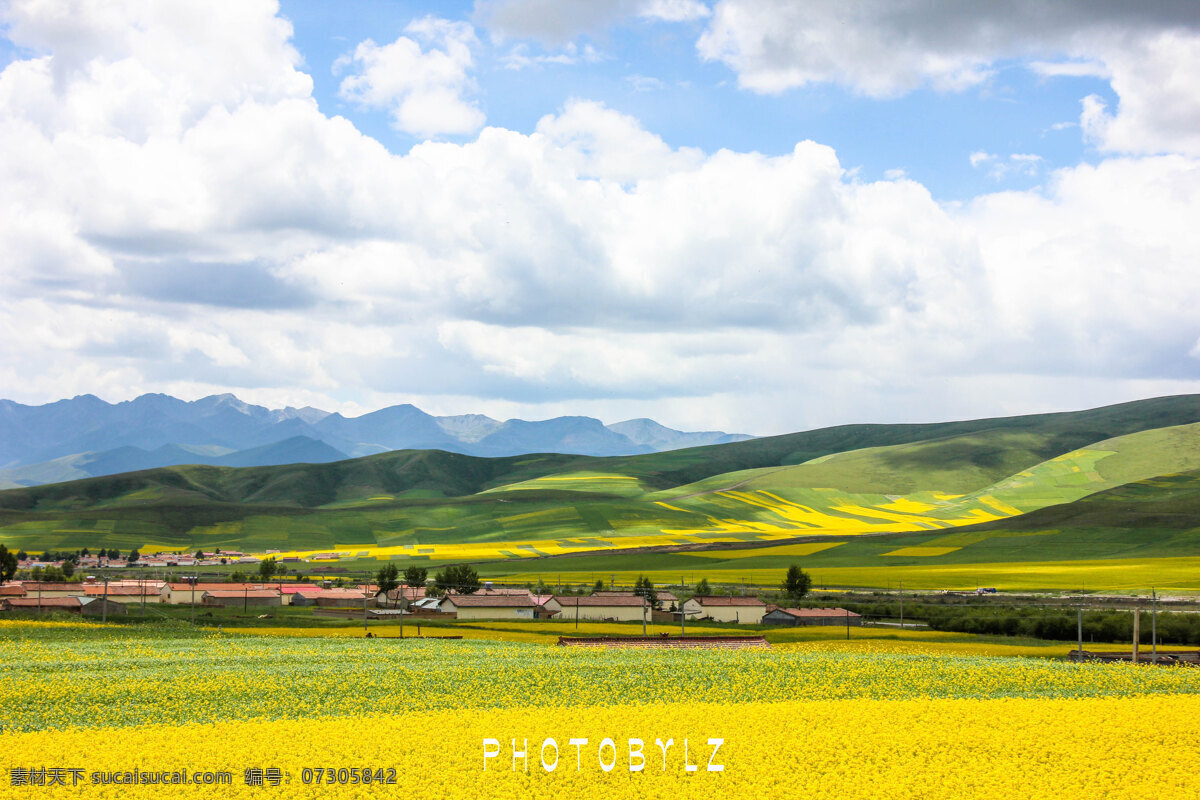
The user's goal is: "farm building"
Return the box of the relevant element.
[19,582,86,599]
[549,595,648,622]
[594,590,679,610]
[316,590,370,608]
[289,590,327,607]
[201,590,282,608]
[683,596,768,624]
[381,586,427,607]
[79,597,128,616]
[0,584,27,598]
[762,607,863,627]
[161,583,260,604]
[83,585,162,603]
[1,597,83,614]
[438,594,545,620]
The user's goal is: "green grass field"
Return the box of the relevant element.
[3,395,1200,591]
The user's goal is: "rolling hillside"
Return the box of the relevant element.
[1,394,1199,590]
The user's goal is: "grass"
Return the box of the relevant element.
[4,395,1200,592]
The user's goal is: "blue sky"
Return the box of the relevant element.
[280,0,1113,202]
[0,0,1198,434]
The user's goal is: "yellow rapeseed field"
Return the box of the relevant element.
[4,620,1200,798]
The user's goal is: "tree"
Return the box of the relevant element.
[126,549,139,564]
[0,544,17,585]
[782,564,812,601]
[376,563,400,605]
[403,565,427,587]
[195,550,205,560]
[633,575,658,608]
[695,577,711,596]
[435,564,480,595]
[80,547,90,557]
[592,579,605,593]
[17,549,28,561]
[229,570,247,584]
[258,557,278,581]
[61,559,75,579]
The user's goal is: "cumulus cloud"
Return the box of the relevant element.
[969,151,1043,180]
[337,17,485,138]
[693,1,1200,157]
[475,0,707,44]
[1,0,1199,433]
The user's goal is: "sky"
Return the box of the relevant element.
[1,0,1198,435]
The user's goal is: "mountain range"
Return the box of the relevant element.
[2,394,1199,592]
[0,393,752,488]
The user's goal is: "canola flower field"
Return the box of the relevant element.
[4,619,1200,798]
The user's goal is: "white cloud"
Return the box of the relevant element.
[693,1,1200,157]
[2,0,1200,434]
[970,151,1043,180]
[500,41,602,70]
[1079,31,1200,156]
[337,17,484,138]
[640,0,710,22]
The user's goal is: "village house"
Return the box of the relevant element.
[201,589,282,608]
[161,582,265,605]
[315,590,369,608]
[437,594,547,620]
[683,596,768,624]
[79,597,128,616]
[593,589,680,610]
[1,597,83,614]
[550,595,648,622]
[83,584,162,604]
[762,607,863,627]
[19,582,86,599]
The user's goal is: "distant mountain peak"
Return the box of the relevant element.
[0,392,755,485]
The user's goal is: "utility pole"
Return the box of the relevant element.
[610,574,615,591]
[102,578,109,624]
[243,584,248,613]
[575,596,579,630]
[363,592,368,633]
[845,607,850,640]
[899,580,904,630]
[1076,606,1083,661]
[1132,609,1140,663]
[1152,589,1157,663]
[140,573,146,617]
[189,576,197,626]
[642,591,647,636]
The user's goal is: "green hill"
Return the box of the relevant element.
[2,394,1200,588]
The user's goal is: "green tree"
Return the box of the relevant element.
[695,577,711,596]
[80,547,90,557]
[435,564,480,595]
[61,559,75,579]
[228,570,247,583]
[258,557,278,581]
[782,564,812,601]
[17,549,28,561]
[195,550,205,560]
[126,549,140,564]
[376,562,401,605]
[633,575,658,608]
[403,565,427,587]
[592,578,605,593]
[0,544,17,585]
